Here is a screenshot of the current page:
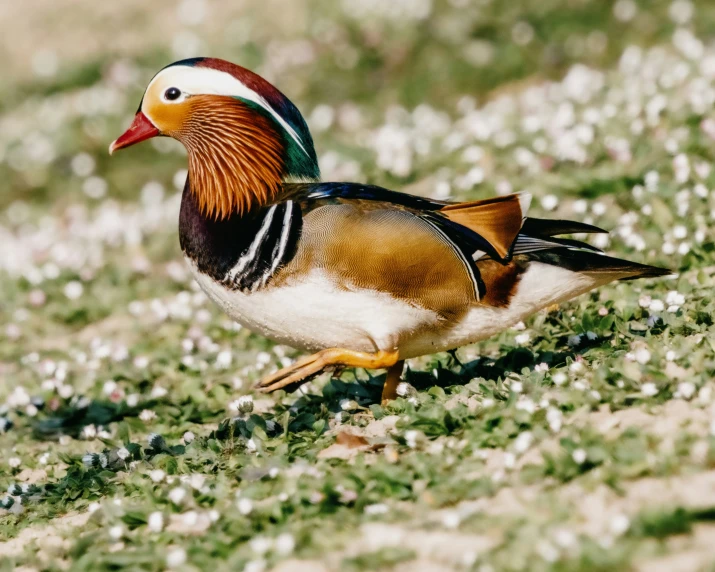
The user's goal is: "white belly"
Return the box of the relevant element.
[188,259,441,353]
[189,259,612,359]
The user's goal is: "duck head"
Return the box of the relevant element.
[110,57,319,219]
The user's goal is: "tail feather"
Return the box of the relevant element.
[521,217,607,237]
[528,248,672,280]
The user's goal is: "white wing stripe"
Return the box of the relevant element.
[264,201,294,285]
[227,205,277,281]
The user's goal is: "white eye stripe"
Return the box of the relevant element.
[145,66,309,157]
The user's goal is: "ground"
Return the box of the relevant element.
[2,0,715,570]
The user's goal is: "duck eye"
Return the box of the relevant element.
[164,87,181,101]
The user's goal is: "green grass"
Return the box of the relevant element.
[2,0,715,570]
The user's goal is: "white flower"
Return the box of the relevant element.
[547,407,563,432]
[8,457,21,468]
[117,447,130,460]
[340,399,358,411]
[405,430,421,448]
[641,382,659,397]
[510,381,523,393]
[514,431,533,454]
[610,513,630,536]
[148,469,166,483]
[633,348,651,364]
[81,424,97,439]
[535,363,549,373]
[275,532,296,555]
[364,503,389,515]
[666,290,685,306]
[183,431,195,444]
[649,299,665,313]
[138,409,156,423]
[88,502,101,513]
[541,194,558,211]
[552,372,567,386]
[504,452,516,469]
[569,361,584,373]
[237,498,253,515]
[215,350,233,369]
[678,382,696,400]
[553,528,576,548]
[395,382,416,397]
[150,385,168,398]
[108,525,124,541]
[168,487,187,505]
[572,448,587,464]
[515,332,530,345]
[63,281,84,300]
[250,536,272,554]
[188,474,206,490]
[441,511,461,529]
[148,511,164,532]
[166,547,187,568]
[516,398,535,414]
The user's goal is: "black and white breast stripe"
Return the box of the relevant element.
[222,200,302,292]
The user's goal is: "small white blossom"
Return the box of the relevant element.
[514,431,533,454]
[108,525,124,541]
[139,409,157,422]
[275,532,296,555]
[148,511,164,532]
[641,382,659,397]
[396,382,416,397]
[633,348,651,364]
[441,511,461,529]
[610,514,630,536]
[364,503,389,515]
[168,487,187,505]
[678,382,696,400]
[238,497,253,515]
[166,547,187,568]
[515,332,530,345]
[572,448,587,464]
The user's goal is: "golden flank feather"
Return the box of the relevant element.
[440,194,525,259]
[178,96,285,219]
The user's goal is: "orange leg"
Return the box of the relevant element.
[381,360,405,404]
[255,348,400,393]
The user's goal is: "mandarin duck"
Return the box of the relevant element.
[110,58,669,402]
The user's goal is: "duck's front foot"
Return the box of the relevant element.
[255,348,400,394]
